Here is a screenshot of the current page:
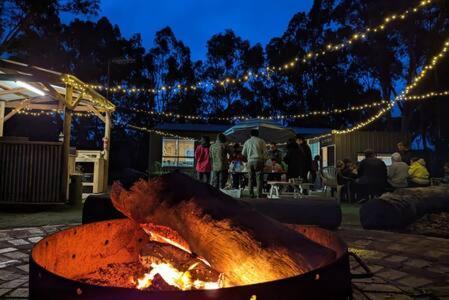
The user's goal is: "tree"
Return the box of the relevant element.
[0,0,99,55]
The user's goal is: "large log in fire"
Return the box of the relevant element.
[111,173,336,286]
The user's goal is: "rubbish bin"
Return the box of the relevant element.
[69,174,83,206]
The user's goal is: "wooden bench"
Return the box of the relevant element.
[267,181,314,199]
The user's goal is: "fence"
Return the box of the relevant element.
[0,140,64,204]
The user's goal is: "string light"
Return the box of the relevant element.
[310,38,449,140]
[83,0,433,95]
[121,88,448,122]
[61,75,115,111]
[16,106,96,118]
[126,124,195,140]
[123,100,390,121]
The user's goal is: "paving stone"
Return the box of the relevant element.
[6,287,28,297]
[354,282,402,293]
[26,228,44,236]
[425,250,446,259]
[397,276,433,288]
[364,293,413,300]
[0,248,17,255]
[0,260,20,269]
[351,239,373,247]
[16,265,29,273]
[387,244,411,252]
[2,252,28,260]
[28,236,43,243]
[0,270,21,281]
[377,269,408,281]
[403,258,431,269]
[0,278,27,289]
[385,255,409,263]
[431,265,449,274]
[7,240,29,246]
[0,288,12,296]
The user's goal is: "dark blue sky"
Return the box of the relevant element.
[80,0,313,61]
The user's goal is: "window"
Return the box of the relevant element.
[162,138,195,168]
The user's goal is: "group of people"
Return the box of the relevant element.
[336,142,448,202]
[194,130,316,198]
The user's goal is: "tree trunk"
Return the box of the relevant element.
[360,186,449,230]
[111,173,336,286]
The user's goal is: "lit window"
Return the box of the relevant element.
[162,138,195,168]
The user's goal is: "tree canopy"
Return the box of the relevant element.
[1,0,448,170]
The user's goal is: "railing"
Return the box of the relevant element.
[0,140,64,204]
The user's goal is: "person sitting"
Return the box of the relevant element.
[387,152,409,189]
[408,157,430,187]
[337,159,357,201]
[442,162,449,184]
[268,142,282,164]
[354,149,388,200]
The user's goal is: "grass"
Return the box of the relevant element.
[340,203,361,227]
[0,205,82,229]
[0,196,361,230]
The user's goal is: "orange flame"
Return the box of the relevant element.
[136,262,222,291]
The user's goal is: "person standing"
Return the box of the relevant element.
[195,136,211,184]
[229,143,245,189]
[296,135,313,184]
[284,139,301,180]
[387,152,409,188]
[209,133,228,189]
[242,129,267,198]
[397,142,413,165]
[311,155,321,188]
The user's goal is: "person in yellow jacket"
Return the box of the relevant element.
[408,157,430,187]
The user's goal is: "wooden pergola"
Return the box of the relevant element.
[0,59,115,202]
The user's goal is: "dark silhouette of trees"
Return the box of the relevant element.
[2,0,449,171]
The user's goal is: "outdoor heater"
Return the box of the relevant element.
[29,219,370,299]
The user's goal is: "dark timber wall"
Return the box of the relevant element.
[334,131,410,162]
[0,141,64,204]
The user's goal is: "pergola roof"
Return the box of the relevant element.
[0,59,114,113]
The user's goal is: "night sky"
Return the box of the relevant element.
[70,0,313,60]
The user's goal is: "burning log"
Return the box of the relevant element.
[111,173,336,286]
[139,241,222,288]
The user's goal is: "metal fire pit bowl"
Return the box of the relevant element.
[30,219,369,300]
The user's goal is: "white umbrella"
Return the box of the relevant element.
[223,119,296,143]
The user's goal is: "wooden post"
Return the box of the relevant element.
[61,84,73,201]
[103,111,111,191]
[0,101,5,137]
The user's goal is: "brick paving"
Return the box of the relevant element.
[0,224,448,299]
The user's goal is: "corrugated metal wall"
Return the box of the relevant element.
[0,141,64,204]
[335,131,410,162]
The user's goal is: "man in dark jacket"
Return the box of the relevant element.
[296,135,312,181]
[284,139,302,179]
[355,149,387,200]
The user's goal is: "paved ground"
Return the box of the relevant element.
[0,224,449,299]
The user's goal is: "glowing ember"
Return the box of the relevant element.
[136,262,222,291]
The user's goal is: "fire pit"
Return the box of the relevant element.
[29,219,368,299]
